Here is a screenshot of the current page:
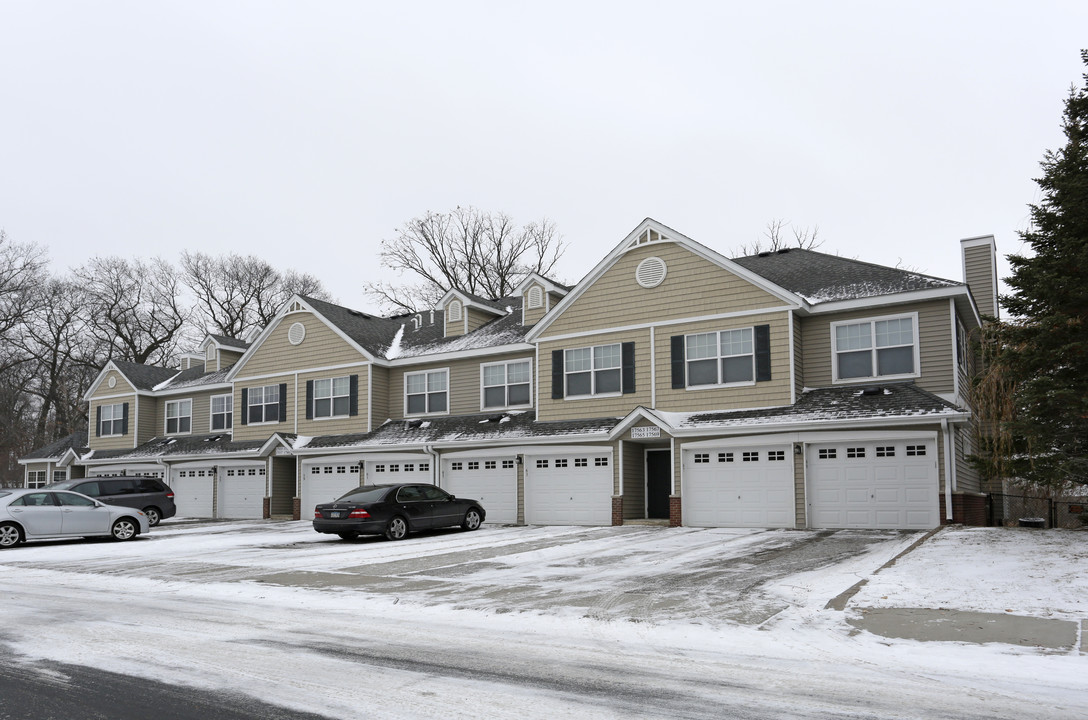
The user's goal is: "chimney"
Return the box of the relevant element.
[960,235,999,322]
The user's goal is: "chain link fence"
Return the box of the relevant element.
[987,493,1088,529]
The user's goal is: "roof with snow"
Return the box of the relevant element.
[732,248,961,305]
[21,431,89,461]
[651,382,965,432]
[155,365,233,391]
[82,433,291,462]
[298,412,617,452]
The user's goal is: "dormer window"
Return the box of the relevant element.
[448,300,463,322]
[412,314,422,330]
[527,286,544,309]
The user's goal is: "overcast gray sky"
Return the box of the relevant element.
[2,1,1085,314]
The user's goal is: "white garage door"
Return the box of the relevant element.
[302,461,364,513]
[524,453,612,526]
[170,468,214,517]
[218,466,266,519]
[807,440,939,529]
[682,446,795,528]
[443,457,517,524]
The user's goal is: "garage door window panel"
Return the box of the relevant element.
[833,315,918,381]
[406,370,448,415]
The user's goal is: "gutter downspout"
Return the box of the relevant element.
[424,444,440,488]
[942,419,954,523]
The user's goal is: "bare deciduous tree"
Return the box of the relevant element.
[0,230,48,340]
[364,207,566,312]
[733,219,825,256]
[181,252,331,339]
[74,256,188,366]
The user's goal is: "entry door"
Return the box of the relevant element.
[646,450,671,519]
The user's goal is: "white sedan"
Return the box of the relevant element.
[0,488,149,548]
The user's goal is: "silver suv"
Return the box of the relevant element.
[48,476,176,526]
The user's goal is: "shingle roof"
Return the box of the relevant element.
[654,382,964,431]
[732,248,961,305]
[22,431,88,460]
[110,359,179,390]
[92,433,282,461]
[158,366,232,391]
[297,411,617,452]
[299,295,407,357]
[209,334,250,349]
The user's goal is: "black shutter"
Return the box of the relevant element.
[305,380,314,420]
[95,406,102,437]
[754,324,772,382]
[551,350,564,399]
[671,335,686,389]
[621,342,635,394]
[240,388,248,425]
[349,374,359,416]
[278,383,288,422]
[121,403,129,435]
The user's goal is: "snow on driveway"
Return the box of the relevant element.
[1,523,1085,719]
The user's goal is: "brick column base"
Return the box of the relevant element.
[611,496,623,526]
[292,497,301,521]
[669,496,682,527]
[940,492,987,526]
[262,496,271,519]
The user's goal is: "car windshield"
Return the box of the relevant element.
[335,487,390,504]
[47,480,76,490]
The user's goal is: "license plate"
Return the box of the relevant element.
[329,511,343,519]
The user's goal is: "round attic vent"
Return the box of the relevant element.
[108,376,116,389]
[635,256,667,288]
[288,322,306,346]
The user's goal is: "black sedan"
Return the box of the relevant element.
[313,483,486,541]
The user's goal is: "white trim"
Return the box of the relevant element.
[386,342,536,366]
[788,310,797,405]
[535,306,795,344]
[806,286,970,315]
[154,383,232,398]
[520,445,613,456]
[367,367,372,433]
[649,326,656,408]
[669,437,676,495]
[681,326,757,389]
[303,452,426,464]
[562,342,623,399]
[479,357,534,412]
[403,367,451,417]
[684,429,939,450]
[943,419,954,519]
[232,360,369,383]
[209,393,234,433]
[830,312,921,384]
[440,447,520,459]
[311,374,353,420]
[88,391,140,402]
[164,398,193,436]
[950,299,961,402]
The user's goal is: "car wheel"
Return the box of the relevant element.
[461,508,482,531]
[142,507,161,527]
[111,518,139,541]
[337,531,358,540]
[0,522,23,548]
[384,516,408,541]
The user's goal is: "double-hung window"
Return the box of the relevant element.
[685,328,754,386]
[248,384,281,424]
[565,344,621,397]
[833,314,918,381]
[406,369,448,415]
[482,360,531,409]
[211,394,233,431]
[165,399,192,434]
[100,403,125,436]
[314,376,350,418]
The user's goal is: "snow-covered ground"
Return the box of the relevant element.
[1,523,1085,719]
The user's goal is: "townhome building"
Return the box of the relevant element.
[19,219,1000,530]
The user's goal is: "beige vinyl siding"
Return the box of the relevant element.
[793,449,805,528]
[295,367,370,437]
[370,365,390,426]
[621,441,645,519]
[89,369,135,400]
[800,300,955,395]
[963,244,997,319]
[466,307,496,333]
[218,349,244,372]
[388,351,532,420]
[538,329,652,422]
[954,423,982,494]
[231,381,296,443]
[154,392,216,436]
[655,312,793,413]
[88,395,138,450]
[541,242,782,338]
[234,313,367,379]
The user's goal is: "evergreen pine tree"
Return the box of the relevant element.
[996,50,1088,490]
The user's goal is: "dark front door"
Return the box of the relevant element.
[646,450,671,519]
